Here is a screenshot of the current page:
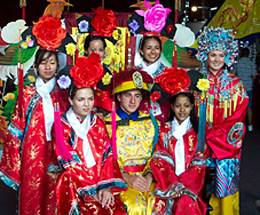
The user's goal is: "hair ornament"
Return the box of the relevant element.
[196,27,239,67]
[155,67,191,96]
[70,52,104,88]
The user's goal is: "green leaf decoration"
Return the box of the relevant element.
[11,45,37,65]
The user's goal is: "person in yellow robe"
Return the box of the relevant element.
[105,69,159,215]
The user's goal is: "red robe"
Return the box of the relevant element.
[0,84,68,215]
[151,124,208,215]
[56,113,127,215]
[194,70,248,197]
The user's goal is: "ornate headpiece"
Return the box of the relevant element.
[128,0,173,37]
[91,7,117,37]
[70,52,104,88]
[32,16,67,51]
[155,67,191,96]
[113,69,153,94]
[196,27,239,67]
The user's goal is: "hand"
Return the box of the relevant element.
[98,189,114,208]
[123,173,150,192]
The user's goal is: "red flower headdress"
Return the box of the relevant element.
[70,52,104,88]
[32,16,66,51]
[91,7,117,37]
[155,67,191,96]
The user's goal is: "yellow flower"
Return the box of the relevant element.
[65,43,76,56]
[3,93,15,101]
[102,72,112,85]
[28,75,36,83]
[196,78,210,92]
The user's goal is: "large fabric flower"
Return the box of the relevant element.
[32,16,66,50]
[91,7,117,37]
[196,78,210,92]
[155,67,190,95]
[70,53,104,88]
[136,4,171,33]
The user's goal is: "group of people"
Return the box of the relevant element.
[0,22,248,215]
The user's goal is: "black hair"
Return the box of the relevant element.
[69,84,95,100]
[169,92,198,133]
[139,35,162,52]
[34,49,59,71]
[83,35,106,54]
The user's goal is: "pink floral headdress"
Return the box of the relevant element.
[135,0,171,33]
[128,0,173,37]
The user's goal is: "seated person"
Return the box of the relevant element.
[105,69,159,215]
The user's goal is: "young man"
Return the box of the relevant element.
[105,69,159,215]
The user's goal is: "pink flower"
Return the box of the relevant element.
[137,4,171,33]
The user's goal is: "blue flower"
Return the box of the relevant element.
[129,20,140,33]
[57,75,71,89]
[78,20,89,33]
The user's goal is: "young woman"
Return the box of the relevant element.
[84,34,113,117]
[151,92,208,215]
[136,35,166,78]
[55,53,127,215]
[136,34,170,123]
[193,27,248,215]
[0,49,68,215]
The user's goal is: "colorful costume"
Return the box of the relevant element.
[151,117,208,215]
[105,110,158,215]
[195,69,248,215]
[194,27,249,215]
[56,109,127,215]
[0,81,68,215]
[138,60,170,123]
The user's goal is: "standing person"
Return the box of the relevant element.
[150,69,208,215]
[0,48,68,215]
[233,47,257,131]
[193,27,249,215]
[84,34,113,117]
[0,14,69,214]
[55,53,127,215]
[136,34,166,78]
[104,69,159,215]
[136,34,170,123]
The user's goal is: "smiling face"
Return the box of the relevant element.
[207,50,226,75]
[37,53,58,82]
[171,94,193,124]
[140,38,161,65]
[69,88,94,120]
[117,89,143,114]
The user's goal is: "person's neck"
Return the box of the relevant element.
[208,68,223,76]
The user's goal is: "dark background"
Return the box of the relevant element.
[0,0,224,27]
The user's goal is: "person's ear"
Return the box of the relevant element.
[68,97,73,106]
[116,94,121,102]
[139,49,144,56]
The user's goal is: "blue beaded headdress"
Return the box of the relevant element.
[196,27,239,67]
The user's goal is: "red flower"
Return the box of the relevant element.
[32,16,66,50]
[150,91,161,103]
[91,7,117,37]
[70,53,104,88]
[155,68,191,95]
